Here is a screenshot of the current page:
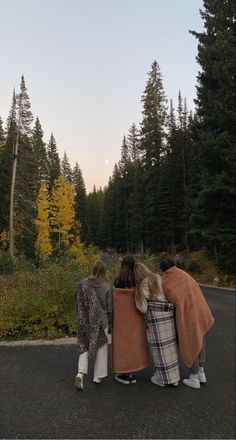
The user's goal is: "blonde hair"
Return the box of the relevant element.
[134,262,160,307]
[89,260,109,287]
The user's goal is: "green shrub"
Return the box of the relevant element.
[0,260,87,339]
[0,250,234,340]
[0,251,16,274]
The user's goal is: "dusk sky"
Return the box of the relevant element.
[0,0,203,192]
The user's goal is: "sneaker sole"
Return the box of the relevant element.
[115,377,130,385]
[151,379,165,387]
[183,380,200,389]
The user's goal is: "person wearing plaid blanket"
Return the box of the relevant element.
[134,262,180,387]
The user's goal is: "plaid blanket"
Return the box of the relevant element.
[147,300,180,385]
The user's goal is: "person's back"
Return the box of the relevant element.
[134,262,180,387]
[160,258,214,389]
[75,260,112,391]
[94,282,112,330]
[112,256,150,384]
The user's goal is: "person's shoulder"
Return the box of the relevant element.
[155,272,162,283]
[76,277,86,288]
[141,277,149,288]
[99,281,112,291]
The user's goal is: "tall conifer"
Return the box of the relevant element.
[32,117,48,190]
[140,61,167,251]
[190,0,236,271]
[61,152,73,182]
[47,133,60,192]
[73,162,87,240]
[0,92,17,235]
[13,76,36,258]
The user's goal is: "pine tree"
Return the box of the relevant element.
[17,75,33,135]
[127,123,140,163]
[0,91,17,236]
[35,182,52,258]
[128,161,146,253]
[140,61,167,251]
[32,117,48,190]
[99,178,116,249]
[12,76,36,258]
[86,186,104,246]
[73,162,87,240]
[61,152,73,182]
[158,99,177,253]
[47,133,60,192]
[0,117,4,147]
[190,0,236,272]
[116,136,135,252]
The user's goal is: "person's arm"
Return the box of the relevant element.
[106,284,113,330]
[135,295,148,314]
[135,279,149,313]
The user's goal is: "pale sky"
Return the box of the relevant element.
[0,0,203,192]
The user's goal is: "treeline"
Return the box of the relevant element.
[0,78,87,259]
[0,0,235,273]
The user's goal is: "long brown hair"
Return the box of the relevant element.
[89,260,109,287]
[114,256,135,287]
[134,262,160,307]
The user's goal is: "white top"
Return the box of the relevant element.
[135,274,166,314]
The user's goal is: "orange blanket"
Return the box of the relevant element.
[162,267,214,367]
[112,287,150,373]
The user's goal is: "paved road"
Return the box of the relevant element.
[0,288,235,439]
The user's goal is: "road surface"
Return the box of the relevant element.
[0,287,235,439]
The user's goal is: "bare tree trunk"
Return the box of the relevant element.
[9,100,21,259]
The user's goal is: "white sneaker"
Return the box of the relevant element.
[151,376,165,386]
[75,373,84,390]
[129,374,137,384]
[198,371,207,383]
[115,374,131,384]
[183,375,200,389]
[93,377,102,384]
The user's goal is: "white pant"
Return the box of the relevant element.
[77,327,108,379]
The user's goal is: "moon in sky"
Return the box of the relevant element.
[105,159,109,165]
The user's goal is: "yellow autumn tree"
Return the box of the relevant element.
[35,182,52,258]
[50,175,75,247]
[0,230,9,250]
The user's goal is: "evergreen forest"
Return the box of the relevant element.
[0,0,235,275]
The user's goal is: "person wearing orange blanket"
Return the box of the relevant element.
[160,258,214,389]
[112,256,150,384]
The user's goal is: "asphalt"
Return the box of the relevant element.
[0,287,235,439]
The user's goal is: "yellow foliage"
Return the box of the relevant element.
[35,182,52,258]
[0,230,9,250]
[69,236,100,269]
[50,175,75,246]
